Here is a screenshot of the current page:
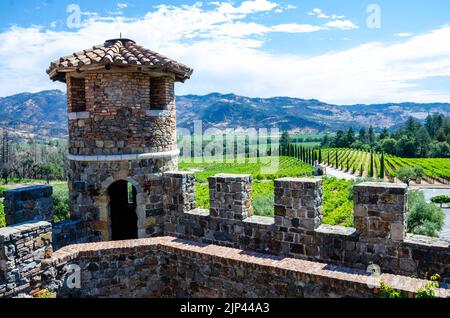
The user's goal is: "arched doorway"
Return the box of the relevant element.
[108,180,138,240]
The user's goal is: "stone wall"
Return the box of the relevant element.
[68,157,178,242]
[4,186,53,226]
[0,221,52,298]
[67,77,86,113]
[163,173,450,281]
[52,220,91,251]
[43,237,450,298]
[67,72,177,156]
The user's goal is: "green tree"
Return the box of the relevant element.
[379,152,385,179]
[407,190,444,237]
[368,126,376,145]
[335,150,339,168]
[359,127,367,144]
[396,167,415,186]
[37,163,63,184]
[380,138,397,155]
[368,150,374,178]
[346,128,356,146]
[379,128,389,140]
[430,195,450,208]
[280,131,290,155]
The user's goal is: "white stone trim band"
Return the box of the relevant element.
[68,112,90,120]
[67,149,180,162]
[145,110,170,117]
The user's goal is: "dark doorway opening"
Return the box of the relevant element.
[108,180,138,241]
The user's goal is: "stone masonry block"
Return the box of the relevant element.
[4,186,54,226]
[353,182,407,242]
[208,174,253,221]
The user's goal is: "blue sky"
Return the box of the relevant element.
[0,0,449,104]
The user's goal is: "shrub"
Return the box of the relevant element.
[35,289,54,298]
[407,190,445,237]
[396,167,415,185]
[396,166,424,185]
[415,274,440,298]
[379,279,406,298]
[53,185,70,223]
[430,195,450,208]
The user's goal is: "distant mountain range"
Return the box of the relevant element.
[1,90,450,139]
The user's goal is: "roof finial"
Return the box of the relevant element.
[120,32,122,39]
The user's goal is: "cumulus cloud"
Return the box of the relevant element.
[0,1,449,104]
[323,19,358,30]
[308,8,345,20]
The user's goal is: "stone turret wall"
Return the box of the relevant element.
[67,72,177,156]
[67,156,178,242]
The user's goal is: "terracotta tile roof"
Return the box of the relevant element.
[47,38,193,82]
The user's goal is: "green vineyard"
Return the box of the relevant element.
[281,144,450,184]
[321,148,450,184]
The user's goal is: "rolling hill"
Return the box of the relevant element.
[1,90,449,139]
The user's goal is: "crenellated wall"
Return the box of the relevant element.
[0,175,449,298]
[0,221,53,298]
[163,172,450,281]
[39,237,450,298]
[4,186,53,226]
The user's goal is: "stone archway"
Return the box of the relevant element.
[108,180,138,241]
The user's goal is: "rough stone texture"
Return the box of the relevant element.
[68,157,177,242]
[41,237,450,298]
[163,176,450,281]
[0,221,52,298]
[64,68,180,245]
[163,171,196,214]
[67,77,86,113]
[4,186,53,226]
[52,220,91,251]
[209,174,253,220]
[275,178,323,258]
[354,182,407,242]
[68,72,177,156]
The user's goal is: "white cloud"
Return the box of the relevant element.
[117,3,128,9]
[0,1,449,105]
[323,19,358,30]
[308,8,345,20]
[395,32,414,37]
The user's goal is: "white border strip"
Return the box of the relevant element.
[67,149,180,162]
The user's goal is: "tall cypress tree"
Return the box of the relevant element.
[318,148,322,164]
[379,152,385,179]
[335,150,339,168]
[369,150,374,178]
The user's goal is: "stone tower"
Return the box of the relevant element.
[47,38,193,242]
